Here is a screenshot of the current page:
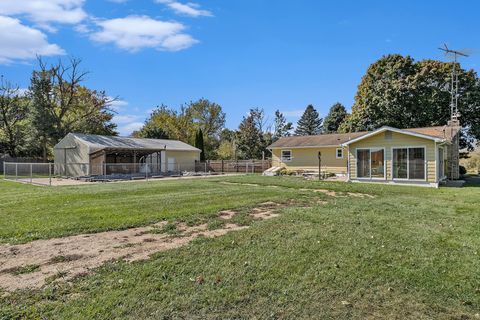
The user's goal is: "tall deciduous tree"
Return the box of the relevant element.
[136,99,226,159]
[339,54,480,150]
[323,102,348,133]
[236,108,267,159]
[0,77,30,157]
[294,105,323,136]
[29,58,117,160]
[272,110,293,141]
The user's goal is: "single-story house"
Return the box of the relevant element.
[268,121,460,187]
[54,133,201,177]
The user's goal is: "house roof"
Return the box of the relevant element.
[268,132,368,149]
[269,125,452,149]
[58,133,201,153]
[342,126,449,146]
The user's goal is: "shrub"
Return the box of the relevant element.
[459,165,467,175]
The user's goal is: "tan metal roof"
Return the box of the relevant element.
[269,126,453,149]
[65,133,201,153]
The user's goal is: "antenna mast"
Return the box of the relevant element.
[438,44,469,121]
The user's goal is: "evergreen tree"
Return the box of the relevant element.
[323,102,348,133]
[272,110,293,141]
[294,105,323,136]
[195,128,206,161]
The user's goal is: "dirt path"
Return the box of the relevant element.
[0,203,282,292]
[220,182,375,198]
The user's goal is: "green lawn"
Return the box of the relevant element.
[1,176,479,319]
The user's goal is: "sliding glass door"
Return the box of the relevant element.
[357,148,385,179]
[392,147,426,180]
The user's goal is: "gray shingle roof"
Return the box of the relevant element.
[268,132,368,148]
[69,133,201,153]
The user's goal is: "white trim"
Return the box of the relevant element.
[351,179,439,188]
[336,148,344,159]
[356,147,386,180]
[280,149,292,162]
[390,146,427,182]
[341,126,445,146]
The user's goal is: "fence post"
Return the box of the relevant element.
[204,161,207,173]
[49,163,52,186]
[146,163,148,181]
[3,161,5,180]
[15,163,18,181]
[30,163,33,183]
[221,160,224,173]
[252,160,255,174]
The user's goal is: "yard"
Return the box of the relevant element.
[0,176,479,319]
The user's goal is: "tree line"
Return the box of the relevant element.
[1,54,479,161]
[0,58,116,160]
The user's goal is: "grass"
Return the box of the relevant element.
[3,264,40,276]
[0,175,479,319]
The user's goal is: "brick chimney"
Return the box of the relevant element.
[446,119,461,180]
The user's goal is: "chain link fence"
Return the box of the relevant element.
[3,159,271,186]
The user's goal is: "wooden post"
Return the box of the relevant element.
[15,163,18,180]
[221,159,224,173]
[30,163,33,183]
[318,151,322,180]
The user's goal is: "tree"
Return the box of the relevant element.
[0,77,30,157]
[29,58,117,160]
[294,105,323,136]
[323,102,348,133]
[236,109,267,159]
[272,110,293,141]
[339,54,480,150]
[136,99,226,158]
[195,128,206,161]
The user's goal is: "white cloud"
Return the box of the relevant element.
[90,15,198,52]
[156,0,212,17]
[108,98,129,111]
[119,122,144,136]
[0,0,87,29]
[113,114,144,136]
[281,109,305,118]
[0,16,65,64]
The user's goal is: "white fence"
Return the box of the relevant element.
[2,160,270,186]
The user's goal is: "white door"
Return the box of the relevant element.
[167,158,176,171]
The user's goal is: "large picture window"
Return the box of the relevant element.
[392,147,425,180]
[357,148,385,179]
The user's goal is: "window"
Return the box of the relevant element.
[392,147,425,180]
[281,150,292,162]
[357,148,385,179]
[336,148,343,159]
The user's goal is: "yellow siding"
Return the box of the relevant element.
[348,131,437,183]
[271,147,347,174]
[166,150,200,171]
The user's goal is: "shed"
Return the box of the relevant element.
[54,133,201,177]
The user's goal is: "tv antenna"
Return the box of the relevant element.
[438,44,469,122]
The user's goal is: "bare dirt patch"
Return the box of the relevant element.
[0,203,283,292]
[219,181,375,199]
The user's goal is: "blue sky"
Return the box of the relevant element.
[0,0,479,135]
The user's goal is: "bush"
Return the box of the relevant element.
[459,165,467,175]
